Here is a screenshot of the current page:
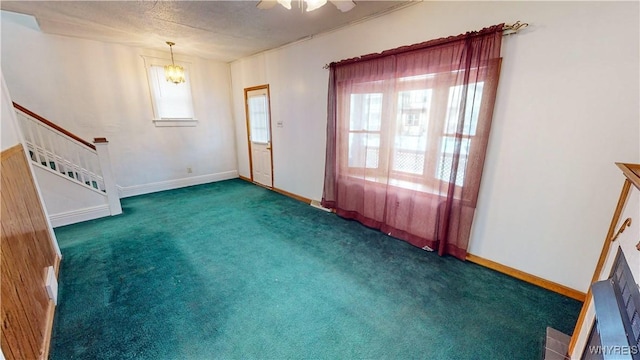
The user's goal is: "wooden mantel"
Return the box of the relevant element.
[568,162,640,356]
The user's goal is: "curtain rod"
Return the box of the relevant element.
[322,21,529,69]
[502,20,529,36]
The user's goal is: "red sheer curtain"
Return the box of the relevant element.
[322,25,503,260]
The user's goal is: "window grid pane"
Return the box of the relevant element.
[349,93,382,131]
[444,82,484,136]
[393,150,425,175]
[436,136,470,186]
[348,92,382,169]
[348,133,380,169]
[393,89,432,175]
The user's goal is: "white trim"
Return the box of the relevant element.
[152,119,199,127]
[49,204,111,228]
[117,170,239,198]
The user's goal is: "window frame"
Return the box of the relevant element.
[342,68,490,193]
[142,55,198,127]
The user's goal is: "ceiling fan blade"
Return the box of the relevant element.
[257,0,278,10]
[330,0,356,12]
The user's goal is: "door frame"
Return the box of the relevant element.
[244,84,274,188]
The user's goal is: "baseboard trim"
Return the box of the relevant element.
[272,187,312,204]
[118,170,239,198]
[237,176,312,204]
[466,253,586,302]
[49,204,111,228]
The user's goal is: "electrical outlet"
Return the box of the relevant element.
[187,167,192,173]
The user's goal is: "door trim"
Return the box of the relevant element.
[244,84,274,187]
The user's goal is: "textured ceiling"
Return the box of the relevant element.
[1,1,416,62]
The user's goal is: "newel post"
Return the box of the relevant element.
[93,137,122,216]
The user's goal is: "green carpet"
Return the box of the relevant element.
[50,179,580,359]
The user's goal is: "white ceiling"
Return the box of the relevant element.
[1,0,416,62]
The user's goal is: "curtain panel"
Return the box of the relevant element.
[322,25,504,260]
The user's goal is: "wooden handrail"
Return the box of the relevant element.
[13,102,96,150]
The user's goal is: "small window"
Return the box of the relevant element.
[248,94,270,143]
[142,56,197,127]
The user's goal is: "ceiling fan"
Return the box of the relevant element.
[257,0,356,12]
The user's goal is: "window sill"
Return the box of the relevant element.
[152,119,198,127]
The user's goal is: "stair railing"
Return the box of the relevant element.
[13,103,122,216]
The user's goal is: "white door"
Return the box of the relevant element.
[245,85,273,188]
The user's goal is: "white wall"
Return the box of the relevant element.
[230,1,640,292]
[33,166,111,227]
[1,72,20,151]
[1,70,62,257]
[1,11,238,197]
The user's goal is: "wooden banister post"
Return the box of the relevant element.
[93,138,122,216]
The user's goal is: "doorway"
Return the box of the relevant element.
[244,84,273,188]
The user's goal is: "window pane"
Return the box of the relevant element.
[249,95,270,143]
[393,89,432,175]
[393,150,425,175]
[349,93,382,131]
[348,133,380,169]
[150,65,195,119]
[439,136,470,156]
[444,82,484,135]
[436,136,470,185]
[436,155,467,186]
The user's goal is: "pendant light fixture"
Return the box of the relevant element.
[164,41,185,84]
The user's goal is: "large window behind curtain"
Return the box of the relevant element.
[323,25,504,259]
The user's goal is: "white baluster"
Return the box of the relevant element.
[14,107,122,215]
[34,123,52,168]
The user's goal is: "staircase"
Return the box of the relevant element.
[13,103,122,223]
[25,138,105,193]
